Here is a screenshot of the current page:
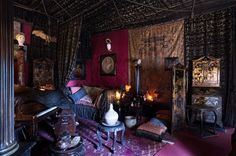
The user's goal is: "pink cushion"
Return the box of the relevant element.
[70,86,81,94]
[137,122,167,135]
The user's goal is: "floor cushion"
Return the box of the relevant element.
[136,118,167,141]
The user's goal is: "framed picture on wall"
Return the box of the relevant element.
[71,60,86,80]
[164,57,179,70]
[100,54,116,75]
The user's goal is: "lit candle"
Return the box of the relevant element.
[125,84,131,92]
[115,91,121,100]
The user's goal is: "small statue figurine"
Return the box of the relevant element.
[16,33,25,46]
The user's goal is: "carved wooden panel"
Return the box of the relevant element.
[171,64,186,133]
[192,56,220,87]
[33,58,54,90]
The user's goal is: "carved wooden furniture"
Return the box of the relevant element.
[96,121,126,153]
[191,56,223,130]
[191,95,222,127]
[15,101,60,139]
[192,56,220,87]
[33,58,54,90]
[186,105,217,137]
[54,109,77,138]
[171,63,186,133]
[188,56,223,137]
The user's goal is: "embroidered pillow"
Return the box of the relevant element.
[69,87,87,103]
[75,95,94,107]
[83,85,104,102]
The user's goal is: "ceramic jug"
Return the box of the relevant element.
[104,103,118,126]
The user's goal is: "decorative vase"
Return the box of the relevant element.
[104,103,118,126]
[124,116,137,128]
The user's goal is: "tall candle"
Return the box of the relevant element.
[135,59,141,95]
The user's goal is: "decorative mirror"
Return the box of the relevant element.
[192,56,220,87]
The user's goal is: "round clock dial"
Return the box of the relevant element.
[101,56,115,74]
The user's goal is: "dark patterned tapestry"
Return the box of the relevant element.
[184,8,233,126]
[129,20,184,103]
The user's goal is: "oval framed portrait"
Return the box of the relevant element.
[100,54,116,75]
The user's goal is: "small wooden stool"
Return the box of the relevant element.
[96,121,126,153]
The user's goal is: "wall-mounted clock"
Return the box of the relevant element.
[100,54,116,75]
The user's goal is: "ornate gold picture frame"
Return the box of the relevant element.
[100,54,116,76]
[192,56,220,87]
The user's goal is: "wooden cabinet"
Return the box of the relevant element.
[191,56,223,128]
[192,95,223,127]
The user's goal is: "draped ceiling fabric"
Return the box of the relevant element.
[129,20,184,103]
[57,17,82,88]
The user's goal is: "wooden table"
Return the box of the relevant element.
[186,105,217,137]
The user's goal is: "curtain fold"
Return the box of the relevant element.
[57,17,82,88]
[224,8,236,127]
[225,55,236,126]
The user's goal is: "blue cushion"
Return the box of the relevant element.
[69,87,87,103]
[149,118,166,127]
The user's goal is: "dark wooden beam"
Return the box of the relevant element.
[13,2,59,20]
[51,0,72,17]
[112,0,124,28]
[60,0,107,24]
[124,0,191,13]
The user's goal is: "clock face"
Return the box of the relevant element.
[102,56,114,74]
[100,54,116,75]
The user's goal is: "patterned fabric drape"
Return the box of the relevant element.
[224,8,236,127]
[129,20,184,103]
[184,8,234,127]
[57,17,82,88]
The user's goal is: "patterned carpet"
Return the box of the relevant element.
[78,119,166,156]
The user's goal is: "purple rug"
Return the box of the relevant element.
[77,118,166,156]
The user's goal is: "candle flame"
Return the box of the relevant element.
[125,84,131,92]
